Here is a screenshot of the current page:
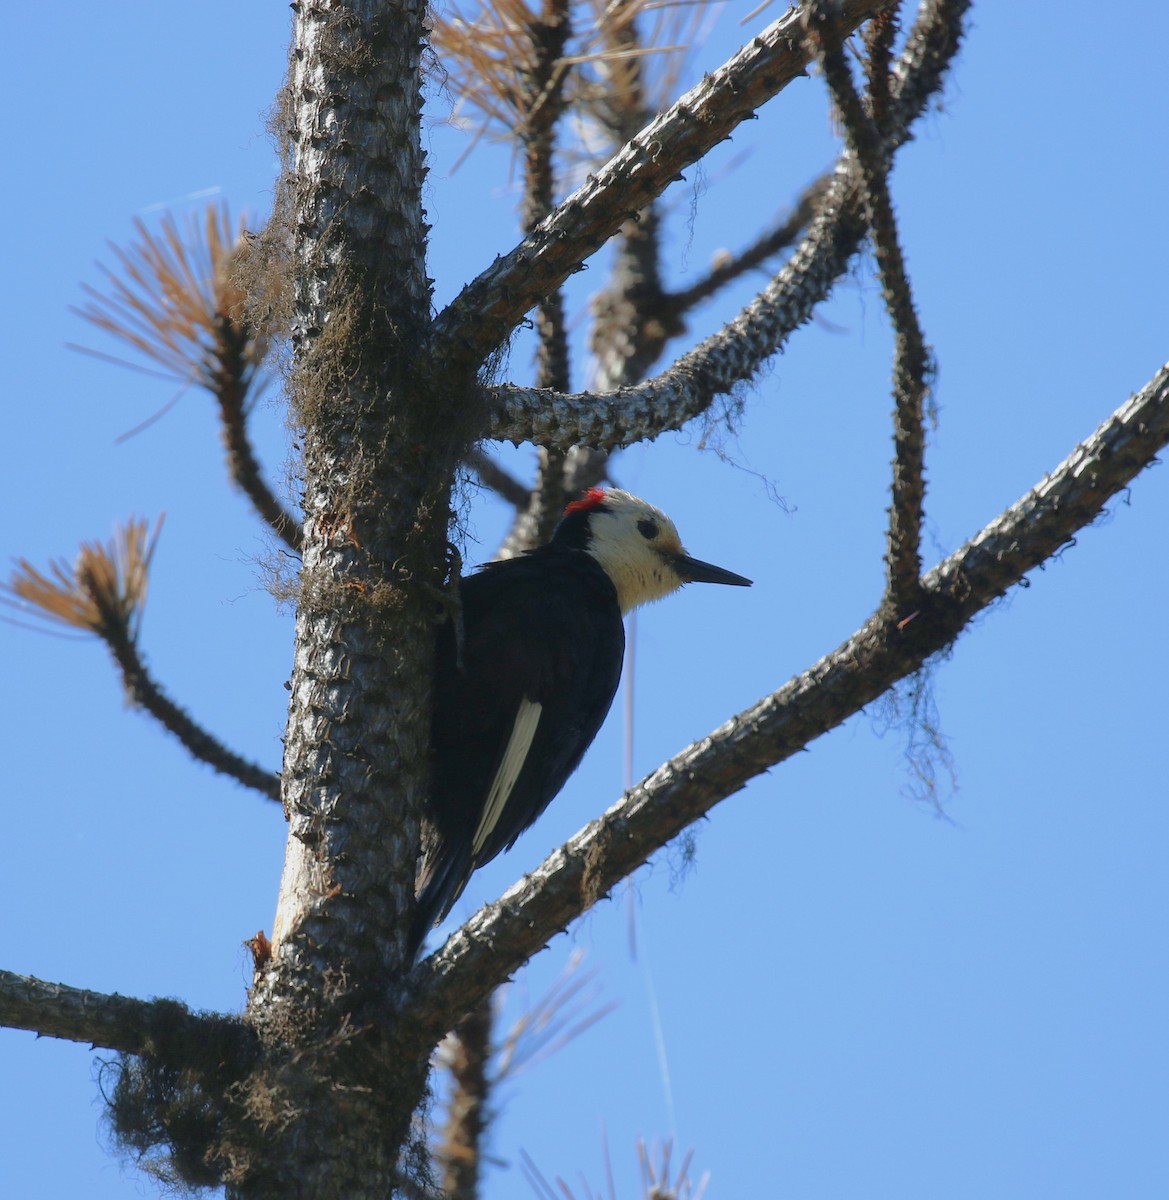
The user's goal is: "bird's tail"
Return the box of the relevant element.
[410,845,472,959]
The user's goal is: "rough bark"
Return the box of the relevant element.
[233,1,467,1195]
[0,971,250,1058]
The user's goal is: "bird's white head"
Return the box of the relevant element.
[553,488,752,614]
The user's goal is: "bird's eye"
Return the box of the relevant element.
[637,519,659,540]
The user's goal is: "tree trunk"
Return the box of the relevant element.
[233,2,463,1194]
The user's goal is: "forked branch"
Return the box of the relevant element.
[433,0,890,373]
[804,0,930,605]
[486,0,971,450]
[410,362,1169,1035]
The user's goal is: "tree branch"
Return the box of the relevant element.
[492,0,577,559]
[0,969,246,1060]
[486,0,972,450]
[485,156,867,449]
[432,0,890,374]
[466,447,532,509]
[211,328,303,553]
[863,3,900,131]
[804,0,930,606]
[3,520,280,802]
[522,0,573,400]
[409,362,1169,1036]
[585,3,680,393]
[887,0,971,134]
[102,621,281,802]
[436,996,493,1200]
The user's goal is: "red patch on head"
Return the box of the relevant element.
[563,487,608,515]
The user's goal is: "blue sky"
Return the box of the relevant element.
[2,3,1167,1198]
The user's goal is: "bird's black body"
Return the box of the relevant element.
[410,487,751,957]
[414,540,625,946]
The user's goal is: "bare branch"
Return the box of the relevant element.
[213,345,303,552]
[495,448,574,559]
[495,0,578,556]
[409,363,1169,1033]
[804,0,930,605]
[466,447,532,509]
[436,996,493,1200]
[485,157,868,449]
[590,212,684,390]
[862,3,900,131]
[0,969,247,1060]
[519,0,574,393]
[887,0,971,134]
[562,445,611,495]
[432,0,890,374]
[101,620,282,802]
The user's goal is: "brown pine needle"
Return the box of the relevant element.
[2,516,164,641]
[431,0,707,152]
[74,203,266,395]
[3,515,281,800]
[491,949,614,1081]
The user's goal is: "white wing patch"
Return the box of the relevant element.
[471,697,543,860]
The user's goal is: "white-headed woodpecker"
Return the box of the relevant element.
[413,487,751,953]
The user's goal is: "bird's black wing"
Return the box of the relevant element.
[416,548,624,938]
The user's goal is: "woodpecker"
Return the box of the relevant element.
[413,487,751,953]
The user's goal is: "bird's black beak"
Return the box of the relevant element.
[671,553,752,588]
